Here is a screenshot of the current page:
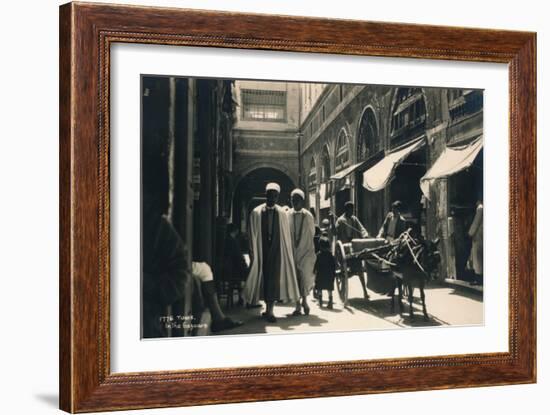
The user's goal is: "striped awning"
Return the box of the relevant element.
[420,136,483,199]
[324,177,350,199]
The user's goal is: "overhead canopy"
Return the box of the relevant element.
[324,152,385,199]
[324,161,363,199]
[362,136,425,192]
[420,136,483,199]
[330,161,364,181]
[325,177,350,199]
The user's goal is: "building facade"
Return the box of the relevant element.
[299,83,483,282]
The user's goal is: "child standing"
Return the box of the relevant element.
[314,237,336,309]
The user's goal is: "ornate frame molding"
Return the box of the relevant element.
[60,2,536,412]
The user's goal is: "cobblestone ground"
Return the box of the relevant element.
[216,276,483,336]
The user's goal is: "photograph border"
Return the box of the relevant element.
[59,2,536,412]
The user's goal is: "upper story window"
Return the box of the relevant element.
[335,130,350,172]
[241,89,287,122]
[448,89,483,121]
[357,108,378,161]
[391,88,426,140]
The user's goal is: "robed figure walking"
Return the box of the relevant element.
[288,188,316,316]
[244,182,300,322]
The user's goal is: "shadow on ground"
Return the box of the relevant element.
[348,296,446,327]
[218,303,330,335]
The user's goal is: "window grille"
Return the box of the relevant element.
[241,89,287,122]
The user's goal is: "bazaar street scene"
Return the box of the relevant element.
[141,77,484,338]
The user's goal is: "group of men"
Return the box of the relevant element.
[244,183,316,322]
[243,181,410,322]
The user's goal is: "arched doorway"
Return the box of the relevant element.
[357,108,378,161]
[356,108,384,234]
[232,167,295,235]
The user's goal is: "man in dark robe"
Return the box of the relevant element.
[244,182,299,323]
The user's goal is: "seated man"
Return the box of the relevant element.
[335,201,369,243]
[142,194,242,337]
[192,261,244,333]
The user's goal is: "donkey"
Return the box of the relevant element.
[385,229,440,320]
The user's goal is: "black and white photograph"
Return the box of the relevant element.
[141,76,484,338]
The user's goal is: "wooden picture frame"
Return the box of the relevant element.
[59,2,536,412]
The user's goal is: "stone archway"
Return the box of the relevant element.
[356,106,379,161]
[231,167,296,232]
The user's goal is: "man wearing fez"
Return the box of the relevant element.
[244,182,300,322]
[336,201,369,243]
[288,189,316,316]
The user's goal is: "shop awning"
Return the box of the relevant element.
[362,136,425,192]
[324,161,363,199]
[420,136,483,199]
[325,177,350,199]
[330,161,364,181]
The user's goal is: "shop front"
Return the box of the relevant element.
[420,136,483,283]
[363,136,427,232]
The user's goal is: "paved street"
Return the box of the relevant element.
[217,277,483,336]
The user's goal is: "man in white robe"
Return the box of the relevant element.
[244,182,299,322]
[288,189,316,315]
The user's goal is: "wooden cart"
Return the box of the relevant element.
[334,238,393,305]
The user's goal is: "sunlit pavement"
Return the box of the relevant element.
[216,276,484,336]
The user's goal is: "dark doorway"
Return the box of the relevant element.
[390,147,427,226]
[449,150,483,281]
[357,182,385,237]
[335,188,351,217]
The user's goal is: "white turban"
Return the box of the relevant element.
[265,182,281,193]
[290,188,305,200]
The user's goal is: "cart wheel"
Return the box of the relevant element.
[334,240,349,306]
